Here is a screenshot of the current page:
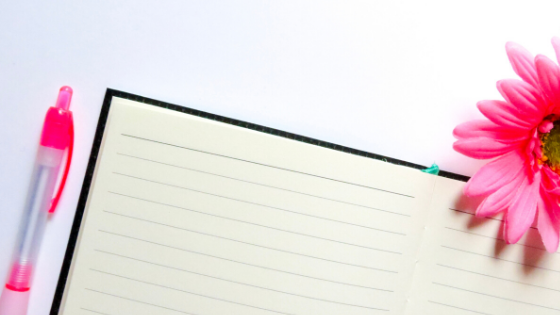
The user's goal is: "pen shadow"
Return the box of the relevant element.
[451,193,547,276]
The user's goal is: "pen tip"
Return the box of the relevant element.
[56,86,73,110]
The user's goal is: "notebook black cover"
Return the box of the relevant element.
[49,88,469,314]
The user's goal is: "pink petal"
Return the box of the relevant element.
[453,137,522,159]
[504,171,541,244]
[541,166,560,196]
[475,170,526,217]
[537,190,560,252]
[506,42,539,88]
[477,100,534,130]
[465,150,525,197]
[535,54,560,110]
[538,120,554,133]
[453,120,528,143]
[552,37,560,65]
[497,79,546,123]
[525,130,541,169]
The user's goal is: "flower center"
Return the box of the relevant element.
[541,120,560,171]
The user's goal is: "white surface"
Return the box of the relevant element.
[0,1,559,314]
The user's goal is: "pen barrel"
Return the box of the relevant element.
[0,286,30,315]
[5,146,64,291]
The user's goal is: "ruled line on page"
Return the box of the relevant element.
[107,190,403,251]
[427,301,492,315]
[117,152,397,215]
[121,133,415,198]
[112,172,411,217]
[105,204,399,254]
[90,268,390,312]
[85,289,203,315]
[448,208,538,231]
[81,308,112,315]
[436,264,560,293]
[108,191,406,235]
[447,208,511,225]
[448,208,505,224]
[95,249,393,292]
[99,213,396,273]
[99,225,397,273]
[432,282,560,312]
[440,246,560,274]
[444,227,547,252]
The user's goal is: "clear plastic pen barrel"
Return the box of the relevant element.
[5,146,64,291]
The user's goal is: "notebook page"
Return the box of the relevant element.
[407,176,560,315]
[58,97,437,315]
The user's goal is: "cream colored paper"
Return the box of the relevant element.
[59,97,436,315]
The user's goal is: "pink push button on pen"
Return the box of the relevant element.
[0,87,74,315]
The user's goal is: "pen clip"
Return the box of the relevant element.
[48,116,74,214]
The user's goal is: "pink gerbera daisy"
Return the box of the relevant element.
[453,38,560,252]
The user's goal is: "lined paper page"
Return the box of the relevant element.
[59,97,436,315]
[407,176,560,315]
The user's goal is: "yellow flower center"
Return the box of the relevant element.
[541,122,560,172]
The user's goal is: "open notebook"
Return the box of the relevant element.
[51,90,560,315]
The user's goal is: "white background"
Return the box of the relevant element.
[1,1,560,314]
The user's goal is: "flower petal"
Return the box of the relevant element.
[552,37,560,65]
[477,100,534,129]
[535,54,560,110]
[506,42,539,88]
[497,79,546,123]
[541,166,560,196]
[453,137,522,159]
[465,150,525,197]
[504,171,541,244]
[475,169,526,217]
[537,190,560,252]
[538,120,554,133]
[453,120,528,143]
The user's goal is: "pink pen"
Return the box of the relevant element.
[0,87,74,315]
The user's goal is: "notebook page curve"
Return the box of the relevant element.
[408,176,560,315]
